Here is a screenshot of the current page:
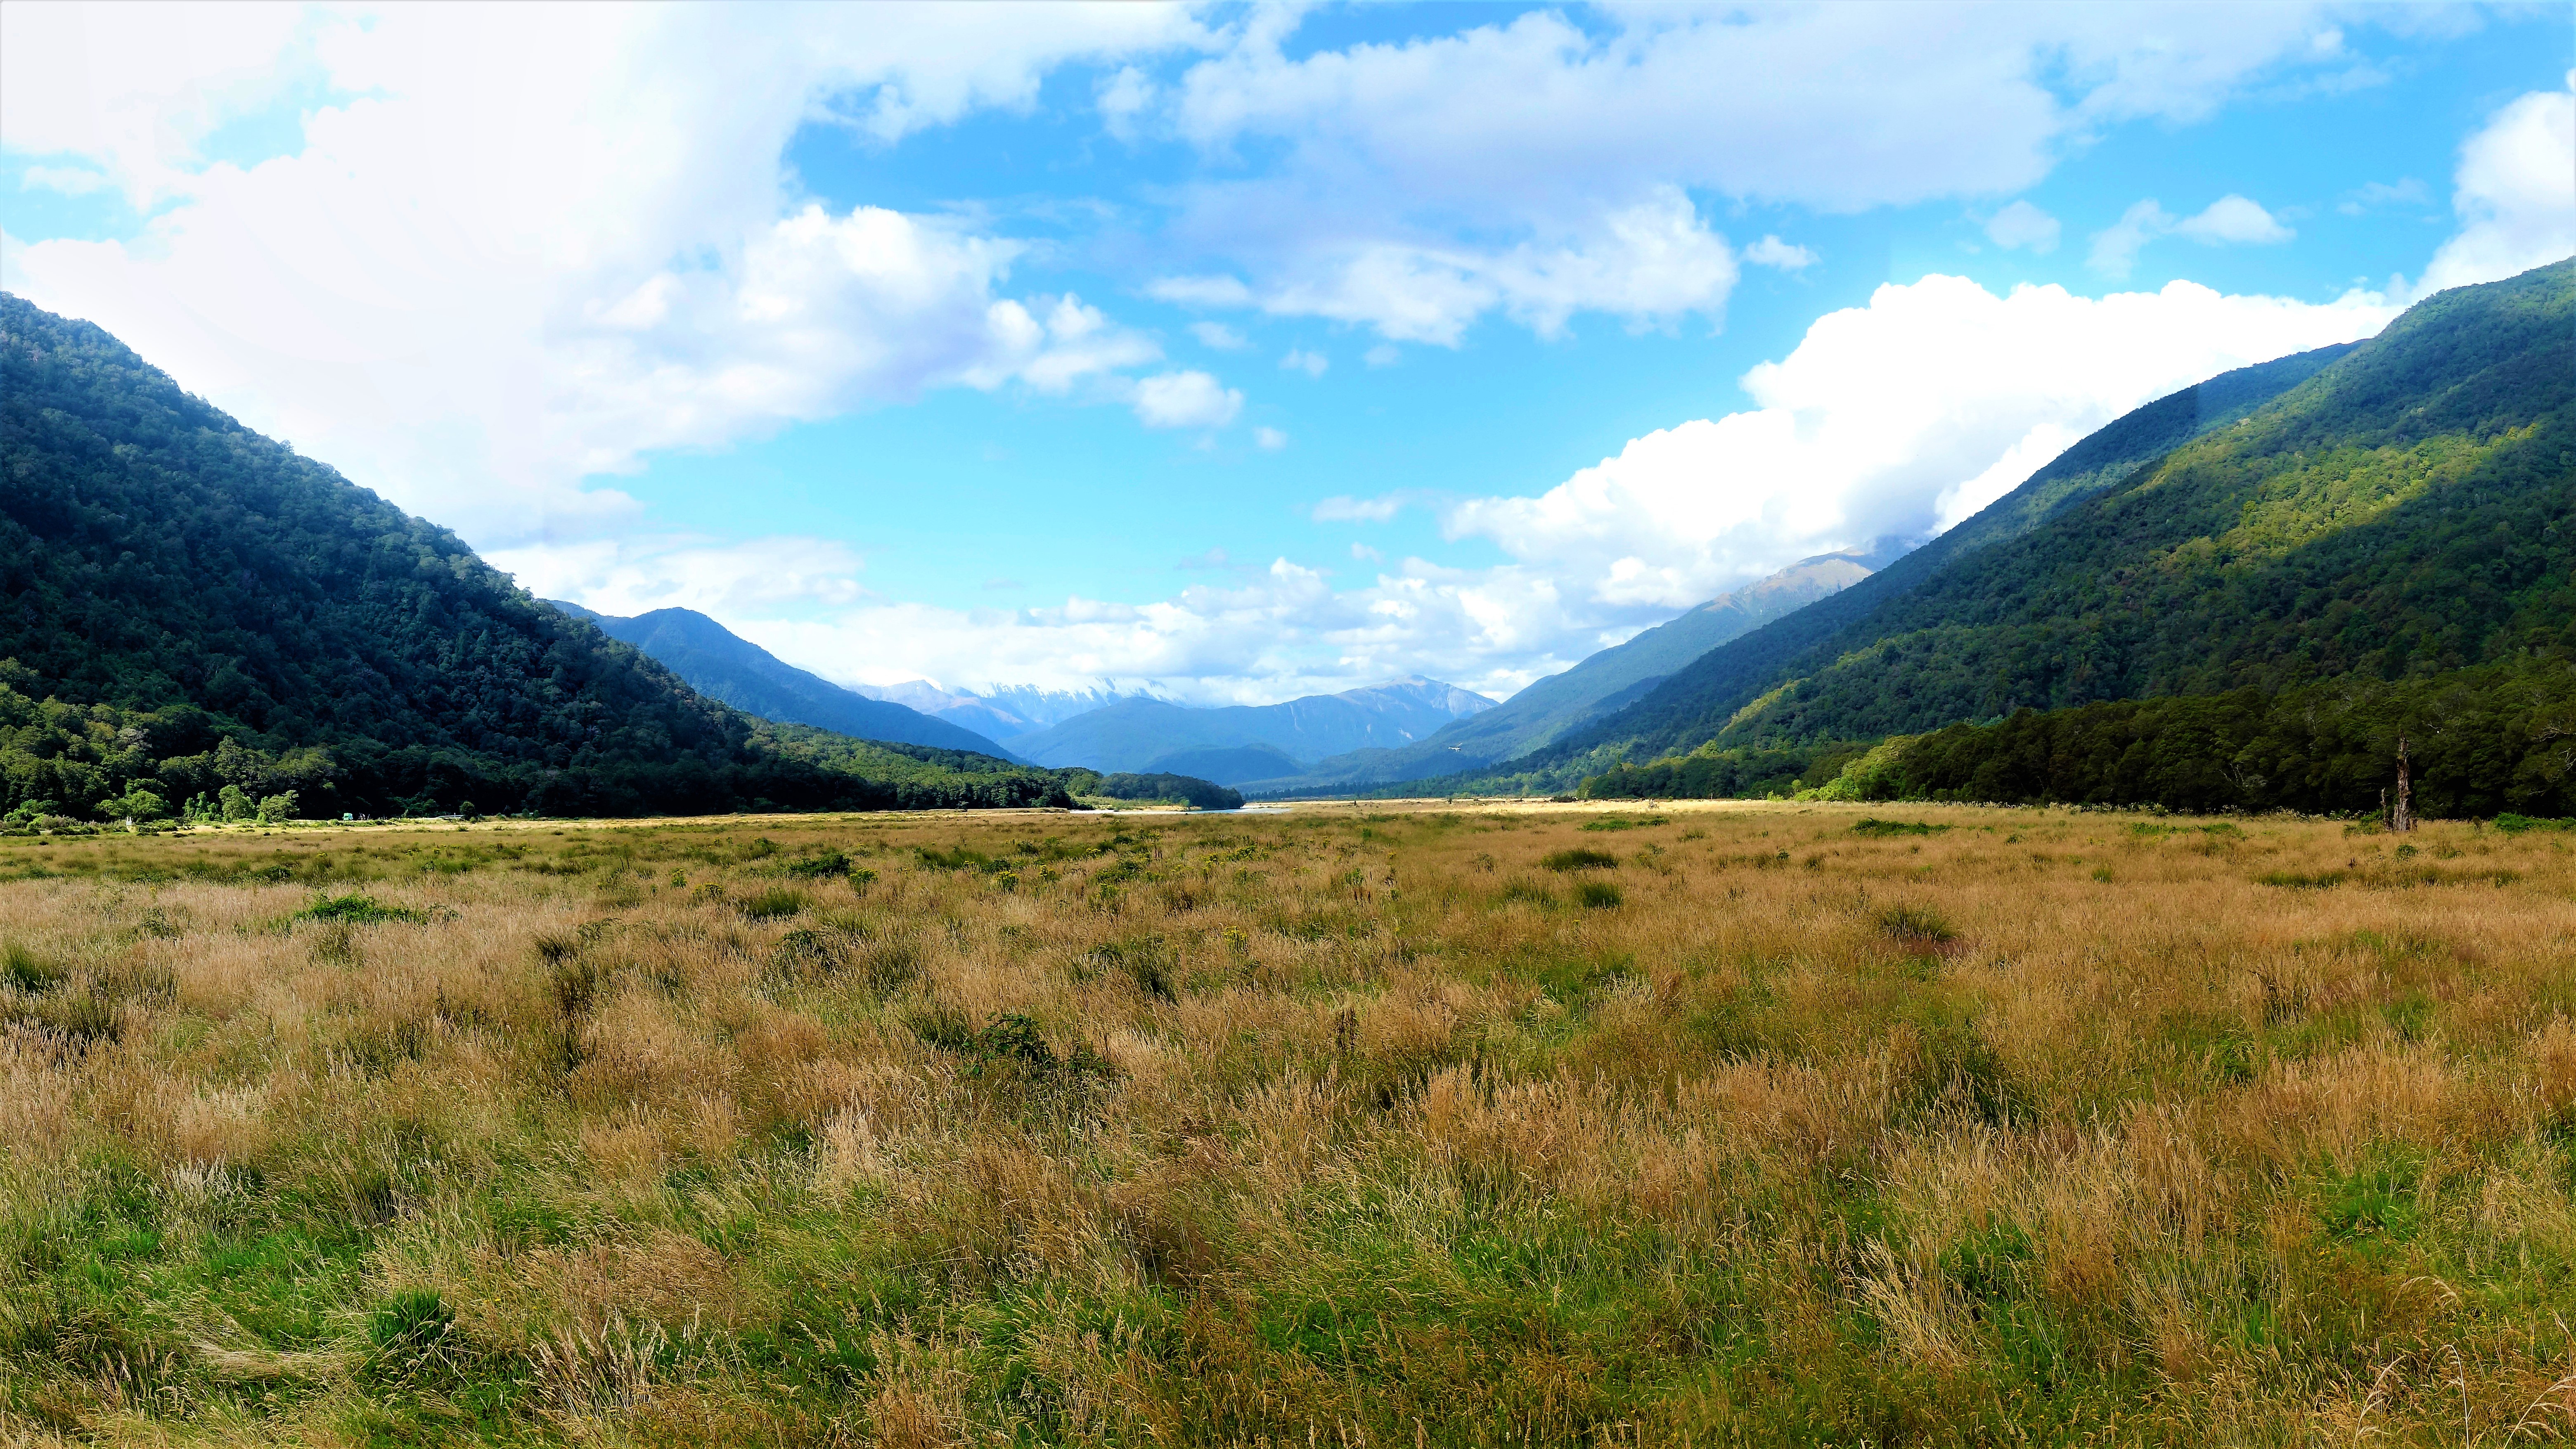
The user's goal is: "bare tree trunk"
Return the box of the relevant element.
[2393,736,2413,833]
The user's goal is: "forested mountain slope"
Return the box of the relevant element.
[0,293,1082,818]
[1468,260,2570,793]
[547,603,1015,759]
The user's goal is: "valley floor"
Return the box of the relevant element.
[2,802,2572,1445]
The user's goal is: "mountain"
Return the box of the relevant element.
[542,603,1015,759]
[1550,258,2576,812]
[0,292,1086,819]
[1143,742,1304,784]
[850,681,1155,741]
[1243,547,1894,795]
[1005,676,1498,778]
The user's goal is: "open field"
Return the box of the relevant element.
[3,802,2574,1446]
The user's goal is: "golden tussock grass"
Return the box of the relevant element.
[0,800,2571,1444]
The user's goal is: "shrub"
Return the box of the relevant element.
[1852,818,1949,838]
[1880,904,1956,945]
[783,848,853,878]
[739,886,808,920]
[296,894,426,925]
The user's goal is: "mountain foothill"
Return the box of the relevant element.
[2,257,2567,825]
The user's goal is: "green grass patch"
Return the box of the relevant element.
[295,894,425,924]
[1541,848,1618,871]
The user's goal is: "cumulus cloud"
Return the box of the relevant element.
[1984,200,2061,253]
[0,3,1207,546]
[1188,320,1247,350]
[1279,347,1327,376]
[490,534,867,619]
[2407,73,2575,298]
[1253,425,1287,450]
[1164,186,1740,346]
[1124,4,2386,341]
[2089,194,2292,276]
[2339,177,2430,215]
[1312,494,1406,523]
[1441,273,2396,613]
[1129,369,1243,429]
[1741,234,1820,271]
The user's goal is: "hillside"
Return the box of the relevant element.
[546,603,1015,758]
[1452,260,2572,797]
[1006,676,1496,777]
[0,293,1084,818]
[1246,547,1889,795]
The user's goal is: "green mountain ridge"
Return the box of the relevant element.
[547,602,1019,760]
[0,292,1092,819]
[1437,260,2573,803]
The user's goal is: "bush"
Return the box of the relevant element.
[296,894,426,925]
[1880,904,1956,945]
[739,887,807,920]
[1574,880,1624,909]
[1852,818,1949,838]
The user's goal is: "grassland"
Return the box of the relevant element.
[2,801,2572,1446]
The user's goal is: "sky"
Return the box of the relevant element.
[2,2,2570,706]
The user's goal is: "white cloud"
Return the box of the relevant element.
[1743,234,1820,271]
[2173,194,2293,245]
[2089,194,2291,276]
[1279,347,1327,376]
[1189,320,1247,349]
[1096,64,1155,140]
[491,534,867,619]
[1363,343,1401,367]
[1312,494,1404,523]
[1253,425,1287,450]
[2338,177,2430,215]
[2408,73,2575,298]
[0,3,1206,547]
[1442,273,2396,613]
[1984,200,2061,253]
[1153,185,1740,345]
[1129,369,1242,429]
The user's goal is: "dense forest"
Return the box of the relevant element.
[0,294,1097,821]
[1468,262,2572,800]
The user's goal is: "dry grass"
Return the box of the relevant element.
[1,801,2573,1445]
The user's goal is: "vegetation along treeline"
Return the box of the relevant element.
[1585,657,2576,817]
[0,293,1147,820]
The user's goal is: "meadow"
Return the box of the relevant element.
[1,800,2572,1447]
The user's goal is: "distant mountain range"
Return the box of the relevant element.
[849,680,1160,742]
[1004,677,1498,781]
[544,603,1018,760]
[1244,547,1898,794]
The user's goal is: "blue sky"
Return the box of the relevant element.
[3,3,2570,703]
